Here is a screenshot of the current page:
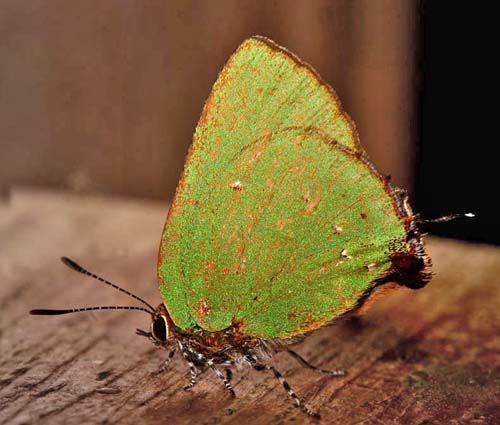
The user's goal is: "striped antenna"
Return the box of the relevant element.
[60,257,156,314]
[30,306,152,315]
[422,212,475,224]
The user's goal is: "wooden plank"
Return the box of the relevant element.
[0,189,498,424]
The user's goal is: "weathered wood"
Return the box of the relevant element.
[1,189,499,425]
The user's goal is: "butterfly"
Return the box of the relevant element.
[31,36,434,418]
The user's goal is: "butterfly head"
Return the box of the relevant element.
[151,304,170,342]
[137,302,176,346]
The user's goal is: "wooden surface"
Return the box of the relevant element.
[0,189,499,425]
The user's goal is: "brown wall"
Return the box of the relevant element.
[1,0,420,200]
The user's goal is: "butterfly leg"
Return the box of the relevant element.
[178,344,235,396]
[158,347,177,374]
[183,361,198,391]
[184,347,235,397]
[206,358,236,397]
[217,360,234,383]
[179,345,199,390]
[286,348,346,376]
[245,354,319,418]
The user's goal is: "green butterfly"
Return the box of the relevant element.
[32,36,431,418]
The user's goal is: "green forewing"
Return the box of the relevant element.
[194,36,360,153]
[159,125,410,338]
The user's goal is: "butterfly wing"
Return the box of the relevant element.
[158,123,418,338]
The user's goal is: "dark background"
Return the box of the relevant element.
[418,1,497,244]
[1,0,495,244]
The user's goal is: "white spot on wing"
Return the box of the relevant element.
[341,249,352,259]
[365,263,376,271]
[230,180,242,190]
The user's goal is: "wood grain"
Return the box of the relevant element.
[0,189,498,424]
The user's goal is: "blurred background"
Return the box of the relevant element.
[1,0,496,243]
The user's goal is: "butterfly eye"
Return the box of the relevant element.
[151,315,169,342]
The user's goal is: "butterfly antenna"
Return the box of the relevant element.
[421,212,475,224]
[30,306,153,315]
[60,257,156,314]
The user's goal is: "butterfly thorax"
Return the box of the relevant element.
[156,303,264,363]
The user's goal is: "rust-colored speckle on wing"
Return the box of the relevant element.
[304,190,321,214]
[196,299,211,322]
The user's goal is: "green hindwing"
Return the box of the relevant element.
[158,124,411,339]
